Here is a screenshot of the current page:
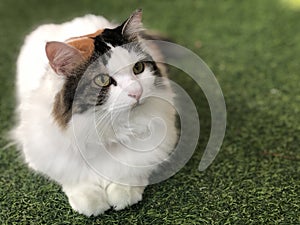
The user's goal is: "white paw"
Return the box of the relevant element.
[64,184,110,217]
[106,184,144,211]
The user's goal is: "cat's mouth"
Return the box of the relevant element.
[133,96,148,108]
[109,98,144,112]
[108,103,136,112]
[133,99,140,107]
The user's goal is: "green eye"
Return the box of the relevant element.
[133,62,145,75]
[94,74,111,87]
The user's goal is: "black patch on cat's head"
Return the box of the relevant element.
[92,35,111,57]
[91,26,129,64]
[101,26,127,47]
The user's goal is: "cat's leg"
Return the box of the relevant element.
[106,183,145,210]
[63,183,110,216]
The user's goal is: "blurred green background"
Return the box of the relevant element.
[0,0,299,224]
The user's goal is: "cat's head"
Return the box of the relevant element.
[46,10,166,128]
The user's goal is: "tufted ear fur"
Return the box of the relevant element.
[46,41,85,76]
[121,9,144,41]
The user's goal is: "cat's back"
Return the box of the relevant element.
[16,14,115,99]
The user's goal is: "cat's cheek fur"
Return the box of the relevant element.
[13,12,178,217]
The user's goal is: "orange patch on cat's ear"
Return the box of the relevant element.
[66,38,94,60]
[66,29,104,60]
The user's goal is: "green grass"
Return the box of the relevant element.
[1,0,300,224]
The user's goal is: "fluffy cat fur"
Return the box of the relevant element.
[12,10,178,216]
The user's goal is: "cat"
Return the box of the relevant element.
[12,9,178,216]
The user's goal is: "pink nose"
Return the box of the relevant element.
[125,80,143,101]
[128,91,142,101]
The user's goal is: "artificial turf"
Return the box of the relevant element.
[0,0,299,224]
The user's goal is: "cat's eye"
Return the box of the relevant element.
[94,74,111,87]
[133,62,145,75]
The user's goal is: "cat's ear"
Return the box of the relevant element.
[45,41,85,76]
[121,9,143,41]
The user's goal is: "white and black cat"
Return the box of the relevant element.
[13,10,178,216]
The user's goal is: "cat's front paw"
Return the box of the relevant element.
[106,183,145,210]
[64,184,110,217]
